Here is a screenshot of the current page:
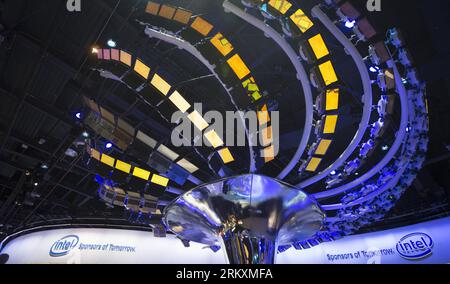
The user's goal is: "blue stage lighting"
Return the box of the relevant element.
[369,66,380,73]
[344,20,356,29]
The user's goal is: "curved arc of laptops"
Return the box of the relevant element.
[143,1,277,164]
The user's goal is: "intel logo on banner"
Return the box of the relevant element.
[396,233,433,260]
[50,235,79,257]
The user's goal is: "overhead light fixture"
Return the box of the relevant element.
[107,39,117,48]
[41,163,49,170]
[82,131,89,138]
[33,182,39,187]
[105,142,113,149]
[75,112,82,119]
[382,145,389,151]
[65,148,78,158]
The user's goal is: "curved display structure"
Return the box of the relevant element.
[163,174,325,264]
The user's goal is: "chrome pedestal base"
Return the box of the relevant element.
[221,233,277,264]
[163,174,325,264]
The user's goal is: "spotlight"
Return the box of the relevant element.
[105,142,113,149]
[330,170,337,176]
[369,66,380,73]
[92,47,99,54]
[82,131,90,138]
[41,163,49,170]
[107,39,117,48]
[344,20,356,29]
[75,112,82,119]
[33,182,39,187]
[382,145,389,151]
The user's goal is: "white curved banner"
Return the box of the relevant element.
[1,217,450,264]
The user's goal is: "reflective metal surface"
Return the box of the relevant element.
[163,174,326,264]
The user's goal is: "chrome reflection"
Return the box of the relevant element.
[163,174,326,264]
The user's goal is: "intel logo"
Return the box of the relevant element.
[396,232,433,260]
[50,235,79,257]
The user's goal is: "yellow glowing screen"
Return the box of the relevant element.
[169,91,191,113]
[177,158,199,174]
[263,145,275,163]
[308,34,329,60]
[157,144,179,162]
[315,139,332,155]
[159,5,176,20]
[261,126,273,147]
[151,73,171,95]
[268,0,293,15]
[323,115,338,134]
[115,160,131,174]
[227,54,251,80]
[290,9,314,33]
[188,110,209,131]
[134,59,151,79]
[151,174,169,187]
[190,17,213,36]
[120,50,132,67]
[325,89,339,111]
[218,148,234,164]
[91,149,101,161]
[145,2,160,15]
[133,167,151,181]
[100,154,115,168]
[319,61,338,86]
[204,129,224,148]
[210,33,234,57]
[306,157,322,172]
[173,9,192,24]
[258,104,271,126]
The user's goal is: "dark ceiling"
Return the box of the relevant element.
[0,0,448,239]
